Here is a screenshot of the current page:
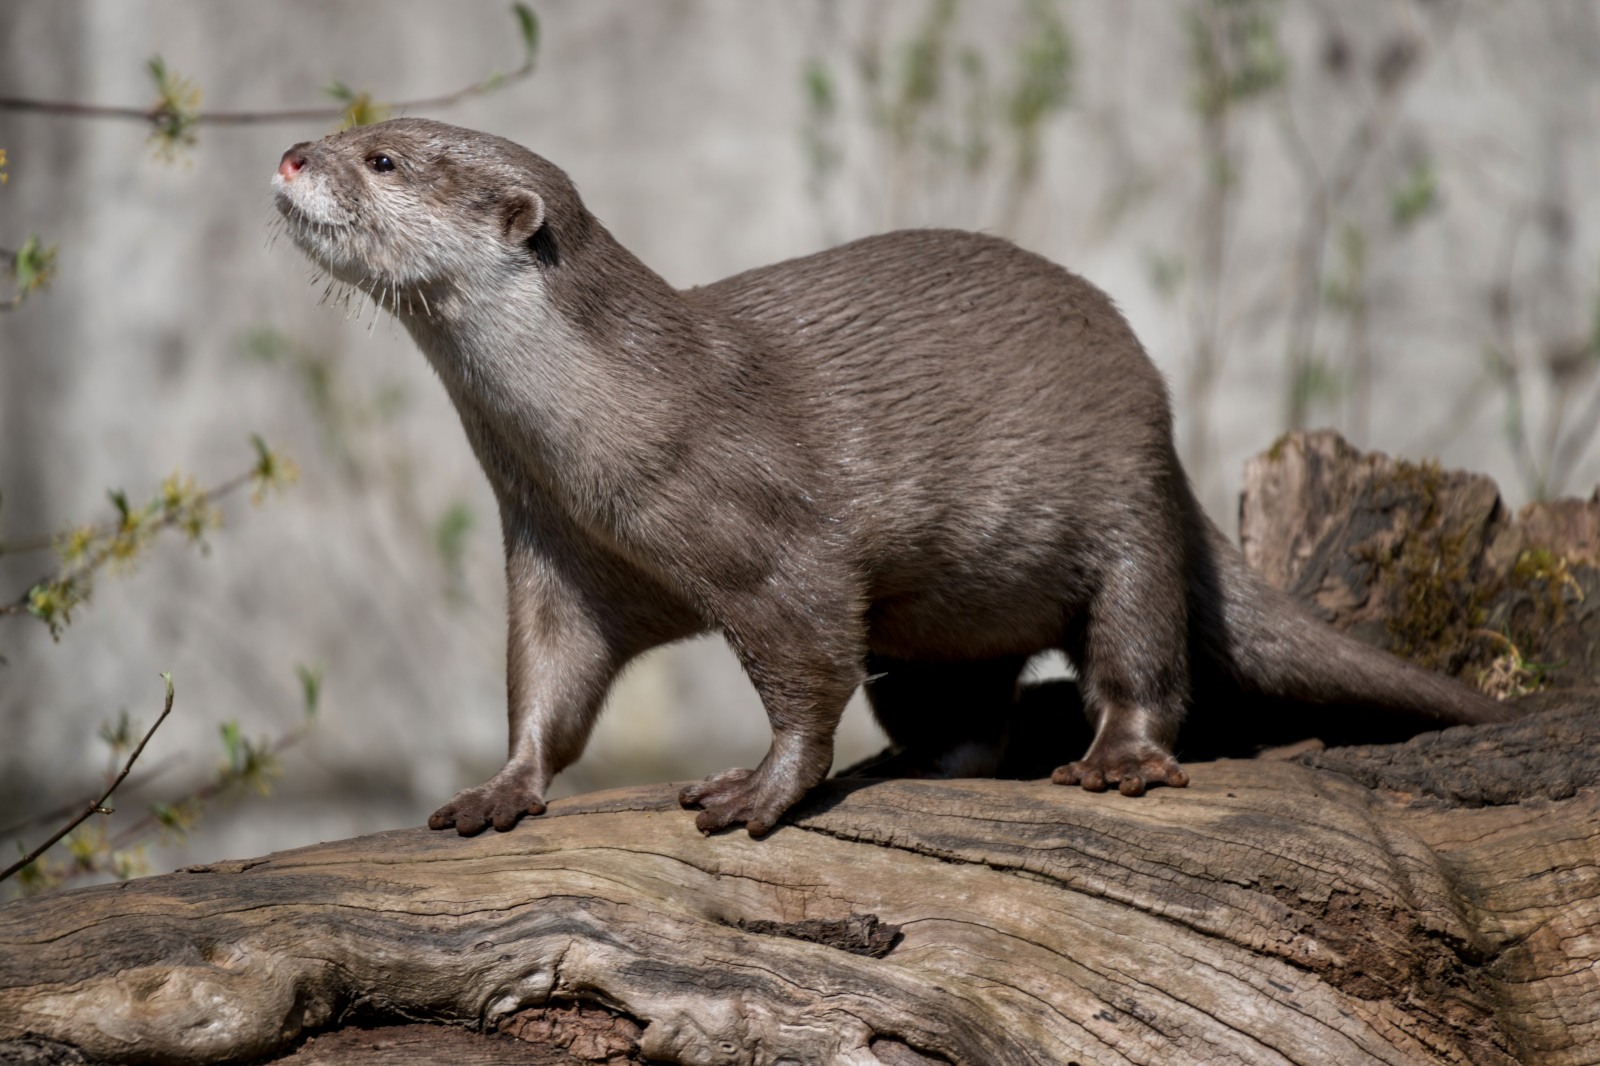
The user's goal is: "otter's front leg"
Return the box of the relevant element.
[428,539,640,836]
[680,592,865,836]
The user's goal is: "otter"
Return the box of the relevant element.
[272,118,1516,837]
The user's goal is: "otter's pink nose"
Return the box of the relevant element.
[278,149,305,180]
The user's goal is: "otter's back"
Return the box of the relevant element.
[695,230,1184,650]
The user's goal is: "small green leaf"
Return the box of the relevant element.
[296,663,324,720]
[145,54,202,158]
[804,60,836,117]
[249,435,299,501]
[512,4,540,71]
[27,574,87,639]
[435,503,475,568]
[1392,161,1438,228]
[219,719,243,767]
[338,92,390,130]
[10,234,58,300]
[150,798,199,838]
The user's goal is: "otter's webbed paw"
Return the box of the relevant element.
[679,766,808,837]
[428,769,547,836]
[1051,746,1188,797]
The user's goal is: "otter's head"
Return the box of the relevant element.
[272,118,578,313]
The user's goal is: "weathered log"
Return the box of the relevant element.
[3,709,1599,1066]
[6,431,1599,1065]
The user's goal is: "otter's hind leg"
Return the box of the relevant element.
[842,654,1028,778]
[1052,529,1192,797]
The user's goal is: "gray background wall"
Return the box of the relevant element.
[2,0,1597,877]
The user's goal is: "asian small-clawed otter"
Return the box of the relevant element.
[273,118,1516,837]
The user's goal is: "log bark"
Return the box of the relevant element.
[4,431,1599,1065]
[3,727,1599,1066]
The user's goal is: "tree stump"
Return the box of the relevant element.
[3,431,1597,1065]
[1239,430,1600,694]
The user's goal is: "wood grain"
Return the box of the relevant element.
[2,757,1596,1065]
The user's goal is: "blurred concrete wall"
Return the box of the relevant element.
[2,0,1597,873]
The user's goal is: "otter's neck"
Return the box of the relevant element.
[393,229,726,515]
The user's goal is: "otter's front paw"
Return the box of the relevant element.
[428,773,547,836]
[1051,747,1188,797]
[679,767,805,837]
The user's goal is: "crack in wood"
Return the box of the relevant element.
[733,914,902,958]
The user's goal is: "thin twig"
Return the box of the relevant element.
[0,754,184,839]
[0,13,536,129]
[107,719,315,852]
[0,76,525,126]
[0,675,175,884]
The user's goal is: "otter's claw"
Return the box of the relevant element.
[428,772,547,836]
[680,767,802,837]
[1052,750,1188,797]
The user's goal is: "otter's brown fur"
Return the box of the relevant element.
[274,118,1515,836]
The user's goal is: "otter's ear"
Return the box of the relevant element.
[500,191,546,245]
[500,191,558,268]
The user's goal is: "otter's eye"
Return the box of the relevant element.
[367,154,396,173]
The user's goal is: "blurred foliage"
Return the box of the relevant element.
[244,326,409,478]
[146,55,202,159]
[1390,159,1438,229]
[1188,0,1286,122]
[1007,0,1074,184]
[0,4,538,152]
[6,234,57,307]
[1,441,295,639]
[245,324,478,607]
[435,502,477,606]
[2,147,55,312]
[2,671,321,898]
[0,4,543,901]
[797,0,1600,507]
[803,0,1075,235]
[326,82,391,129]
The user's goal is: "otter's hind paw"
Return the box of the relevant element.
[1052,750,1188,797]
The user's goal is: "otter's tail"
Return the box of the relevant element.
[1195,519,1518,728]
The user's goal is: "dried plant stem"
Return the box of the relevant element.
[0,675,175,884]
[0,36,536,128]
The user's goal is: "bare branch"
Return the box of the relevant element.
[0,675,175,885]
[0,4,538,129]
